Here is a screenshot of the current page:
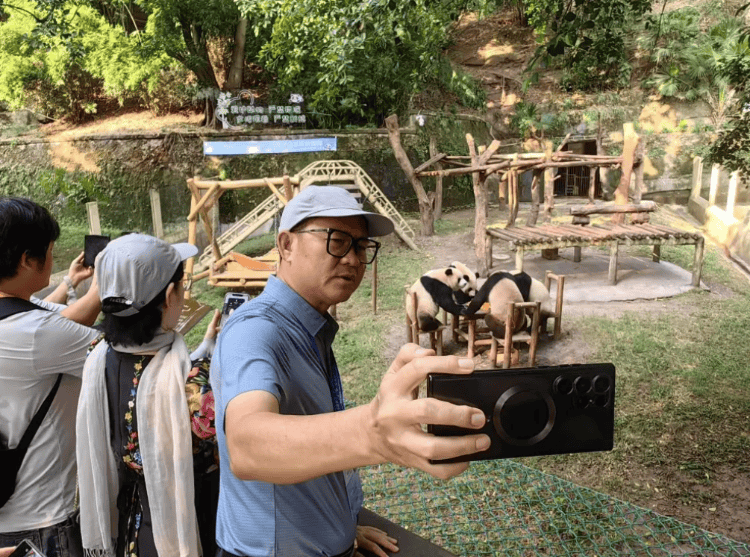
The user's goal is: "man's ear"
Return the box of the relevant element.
[277,231,294,261]
[18,251,37,273]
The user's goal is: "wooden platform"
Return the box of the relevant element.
[486,222,705,286]
[208,249,279,289]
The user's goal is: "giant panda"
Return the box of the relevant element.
[463,270,552,337]
[406,262,477,332]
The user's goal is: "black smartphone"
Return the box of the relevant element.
[220,292,251,328]
[9,539,47,557]
[427,363,615,463]
[83,234,111,268]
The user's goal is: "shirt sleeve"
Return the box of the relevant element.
[32,311,100,378]
[215,315,284,412]
[30,296,67,312]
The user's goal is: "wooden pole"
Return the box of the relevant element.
[185,193,198,300]
[527,170,541,226]
[429,136,443,220]
[86,202,101,235]
[467,134,490,276]
[543,143,554,224]
[371,256,378,314]
[613,123,639,223]
[149,188,164,239]
[282,174,293,201]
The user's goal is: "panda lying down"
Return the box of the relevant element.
[405,261,477,332]
[462,270,554,337]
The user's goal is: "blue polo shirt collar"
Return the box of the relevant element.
[265,275,339,337]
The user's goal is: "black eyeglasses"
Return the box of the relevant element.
[293,227,381,264]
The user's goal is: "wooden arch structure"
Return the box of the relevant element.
[184,160,417,294]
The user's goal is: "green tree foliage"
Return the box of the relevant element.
[523,0,651,91]
[707,3,750,176]
[641,8,747,126]
[239,0,459,126]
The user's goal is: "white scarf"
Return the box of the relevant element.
[76,330,200,557]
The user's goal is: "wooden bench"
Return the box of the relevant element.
[486,202,705,286]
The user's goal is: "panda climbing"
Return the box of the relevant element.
[405,261,477,332]
[462,270,552,337]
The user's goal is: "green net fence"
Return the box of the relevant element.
[360,459,750,557]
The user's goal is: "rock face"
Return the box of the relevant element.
[0,112,12,127]
[8,109,39,127]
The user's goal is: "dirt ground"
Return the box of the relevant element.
[387,207,750,546]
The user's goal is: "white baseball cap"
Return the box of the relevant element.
[97,233,198,317]
[279,185,394,237]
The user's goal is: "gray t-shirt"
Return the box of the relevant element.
[0,298,99,532]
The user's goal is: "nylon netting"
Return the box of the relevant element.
[360,459,750,556]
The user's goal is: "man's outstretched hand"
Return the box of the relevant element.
[366,344,490,479]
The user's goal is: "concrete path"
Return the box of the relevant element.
[487,246,705,303]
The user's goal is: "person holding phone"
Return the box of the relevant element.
[0,198,101,557]
[212,186,490,557]
[75,234,220,557]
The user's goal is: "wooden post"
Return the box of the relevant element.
[86,202,101,234]
[527,169,541,226]
[692,237,704,287]
[727,171,739,218]
[708,164,720,207]
[588,165,596,203]
[467,134,490,276]
[185,193,198,300]
[608,243,619,285]
[632,137,645,207]
[614,123,639,224]
[543,143,554,224]
[282,174,293,201]
[690,156,704,200]
[371,256,378,314]
[149,188,164,239]
[430,136,443,220]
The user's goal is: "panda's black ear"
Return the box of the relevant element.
[445,268,454,276]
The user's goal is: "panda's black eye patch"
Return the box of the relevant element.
[464,275,469,280]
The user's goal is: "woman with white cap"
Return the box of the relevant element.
[76,234,219,557]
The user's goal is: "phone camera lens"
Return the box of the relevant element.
[574,376,591,394]
[593,375,611,394]
[593,394,609,407]
[554,376,573,395]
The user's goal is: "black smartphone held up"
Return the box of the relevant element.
[9,539,47,557]
[83,234,111,268]
[220,292,251,328]
[427,363,615,463]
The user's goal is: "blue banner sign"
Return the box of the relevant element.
[204,137,338,156]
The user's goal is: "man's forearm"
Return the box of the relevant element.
[44,281,70,305]
[60,289,101,326]
[228,405,378,484]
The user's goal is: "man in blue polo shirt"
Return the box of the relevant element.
[212,186,490,557]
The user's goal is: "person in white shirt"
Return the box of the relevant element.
[0,197,101,557]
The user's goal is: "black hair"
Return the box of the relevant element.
[0,197,61,281]
[100,262,184,346]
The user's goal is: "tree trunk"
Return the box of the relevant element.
[225,17,247,91]
[467,134,489,277]
[385,114,434,236]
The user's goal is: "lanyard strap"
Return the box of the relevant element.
[307,330,345,412]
